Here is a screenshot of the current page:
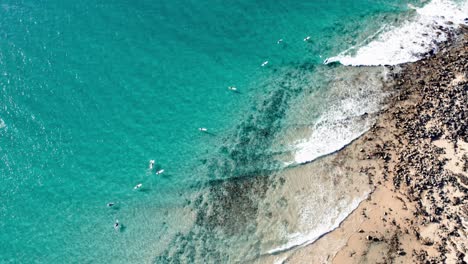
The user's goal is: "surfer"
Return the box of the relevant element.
[228,86,237,91]
[114,220,120,231]
[107,202,115,207]
[149,160,155,170]
[304,36,311,42]
[199,127,208,132]
[277,38,283,44]
[261,61,269,67]
[134,183,142,190]
[156,169,164,175]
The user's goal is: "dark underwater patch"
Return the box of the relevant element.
[154,63,315,263]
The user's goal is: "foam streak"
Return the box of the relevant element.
[325,0,468,66]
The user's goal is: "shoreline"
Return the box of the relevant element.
[283,29,468,263]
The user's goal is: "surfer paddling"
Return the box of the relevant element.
[149,160,155,170]
[199,127,208,132]
[261,61,269,67]
[133,183,142,190]
[304,36,311,42]
[156,169,164,175]
[228,86,237,91]
[114,220,121,231]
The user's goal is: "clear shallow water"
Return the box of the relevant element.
[1,0,465,263]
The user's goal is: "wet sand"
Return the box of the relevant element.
[283,29,468,263]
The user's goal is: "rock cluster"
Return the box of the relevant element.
[352,31,468,263]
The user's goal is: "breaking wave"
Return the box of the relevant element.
[324,0,468,66]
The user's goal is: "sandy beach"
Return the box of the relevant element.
[279,29,468,263]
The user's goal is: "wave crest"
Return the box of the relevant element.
[325,0,468,66]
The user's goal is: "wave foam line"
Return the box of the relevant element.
[325,0,468,66]
[293,67,388,165]
[266,193,369,255]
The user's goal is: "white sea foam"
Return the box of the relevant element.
[255,148,373,257]
[325,0,468,66]
[292,67,389,164]
[292,0,468,163]
[0,118,6,129]
[261,66,382,253]
[267,193,368,254]
[293,108,376,164]
[260,0,468,258]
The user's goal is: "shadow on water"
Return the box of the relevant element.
[227,89,242,95]
[118,225,127,233]
[108,204,120,210]
[201,131,217,136]
[158,173,173,180]
[137,188,151,193]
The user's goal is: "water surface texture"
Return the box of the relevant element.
[1,0,466,262]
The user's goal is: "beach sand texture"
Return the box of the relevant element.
[281,30,468,264]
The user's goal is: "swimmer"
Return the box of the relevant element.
[156,169,164,175]
[134,183,142,190]
[261,61,269,67]
[149,160,155,170]
[114,220,120,231]
[107,202,115,207]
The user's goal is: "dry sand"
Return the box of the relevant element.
[281,31,468,264]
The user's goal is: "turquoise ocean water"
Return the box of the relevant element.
[1,0,465,263]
